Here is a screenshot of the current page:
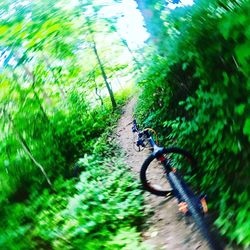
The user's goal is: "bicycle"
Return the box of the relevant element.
[132,119,222,250]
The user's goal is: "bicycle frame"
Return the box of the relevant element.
[133,119,171,171]
[132,119,222,250]
[132,119,206,213]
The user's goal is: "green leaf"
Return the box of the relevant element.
[235,104,245,116]
[182,62,188,71]
[0,25,8,36]
[235,43,250,67]
[243,118,250,139]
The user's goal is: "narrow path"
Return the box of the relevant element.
[116,97,209,250]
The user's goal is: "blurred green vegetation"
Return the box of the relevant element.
[2,0,250,248]
[136,0,250,246]
[0,0,145,249]
[0,128,146,249]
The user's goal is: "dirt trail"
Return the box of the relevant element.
[116,97,209,250]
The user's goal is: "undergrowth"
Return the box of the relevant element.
[0,88,147,249]
[135,0,250,247]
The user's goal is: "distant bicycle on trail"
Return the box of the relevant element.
[132,119,222,250]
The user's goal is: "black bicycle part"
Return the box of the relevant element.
[168,172,222,250]
[132,119,138,133]
[140,147,197,196]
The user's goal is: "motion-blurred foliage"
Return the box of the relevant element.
[0,136,145,249]
[0,0,145,249]
[136,0,250,246]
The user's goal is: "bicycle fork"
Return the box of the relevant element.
[157,155,208,215]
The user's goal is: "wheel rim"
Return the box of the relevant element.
[141,147,196,196]
[144,157,173,194]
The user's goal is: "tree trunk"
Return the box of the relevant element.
[20,64,51,124]
[17,133,52,186]
[121,39,143,73]
[8,115,52,186]
[92,41,117,109]
[93,73,104,106]
[115,27,143,73]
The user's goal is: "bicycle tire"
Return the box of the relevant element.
[168,171,222,250]
[140,147,196,196]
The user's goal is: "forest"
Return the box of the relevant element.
[0,0,249,249]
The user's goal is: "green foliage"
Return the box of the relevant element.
[136,0,250,246]
[0,0,144,248]
[0,97,145,249]
[0,0,136,198]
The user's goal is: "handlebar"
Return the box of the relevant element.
[132,119,138,133]
[132,119,164,157]
[132,119,157,149]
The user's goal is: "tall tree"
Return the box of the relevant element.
[92,39,117,109]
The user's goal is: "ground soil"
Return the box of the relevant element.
[116,97,210,250]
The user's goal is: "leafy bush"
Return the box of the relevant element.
[0,0,144,248]
[0,0,137,204]
[0,107,146,249]
[136,0,250,246]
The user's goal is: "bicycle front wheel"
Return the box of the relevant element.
[140,147,197,197]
